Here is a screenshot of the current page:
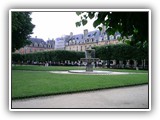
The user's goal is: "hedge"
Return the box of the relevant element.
[12,50,85,63]
[12,44,148,65]
[93,44,148,61]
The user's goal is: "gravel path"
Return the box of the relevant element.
[12,85,148,109]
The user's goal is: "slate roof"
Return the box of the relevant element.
[71,34,84,43]
[29,38,55,46]
[114,31,121,36]
[63,35,70,42]
[29,38,46,44]
[55,37,63,41]
[28,29,121,48]
[86,30,100,40]
[46,40,55,45]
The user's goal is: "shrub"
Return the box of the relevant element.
[12,50,85,64]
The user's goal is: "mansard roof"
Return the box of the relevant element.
[73,34,83,39]
[46,39,55,44]
[72,34,84,42]
[29,37,46,45]
[87,30,100,39]
[63,35,70,42]
[54,29,121,45]
[114,31,121,36]
[55,37,63,41]
[29,37,56,46]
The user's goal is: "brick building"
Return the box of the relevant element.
[15,37,55,54]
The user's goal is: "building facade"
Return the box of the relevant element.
[15,27,121,54]
[64,29,121,51]
[54,37,65,50]
[15,37,55,54]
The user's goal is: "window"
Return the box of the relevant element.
[109,35,114,40]
[34,43,37,47]
[104,35,108,40]
[116,35,121,39]
[31,43,34,47]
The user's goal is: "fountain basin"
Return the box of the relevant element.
[68,70,123,74]
[49,70,129,75]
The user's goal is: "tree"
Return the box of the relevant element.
[75,11,149,47]
[12,12,35,52]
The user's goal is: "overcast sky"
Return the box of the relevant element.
[30,12,96,41]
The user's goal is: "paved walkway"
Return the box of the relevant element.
[12,85,148,109]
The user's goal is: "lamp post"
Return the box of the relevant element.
[24,47,28,54]
[106,46,110,68]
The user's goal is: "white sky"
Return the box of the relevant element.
[30,12,97,41]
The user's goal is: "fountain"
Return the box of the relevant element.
[68,47,113,74]
[80,47,99,72]
[56,46,129,75]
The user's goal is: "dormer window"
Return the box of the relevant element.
[31,43,34,47]
[34,43,38,47]
[116,35,121,39]
[109,35,114,40]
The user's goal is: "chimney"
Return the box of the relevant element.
[84,29,88,37]
[70,32,73,37]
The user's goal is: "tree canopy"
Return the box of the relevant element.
[75,11,149,47]
[12,12,35,52]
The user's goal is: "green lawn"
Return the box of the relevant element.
[12,66,148,100]
[12,65,85,71]
[12,65,148,73]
